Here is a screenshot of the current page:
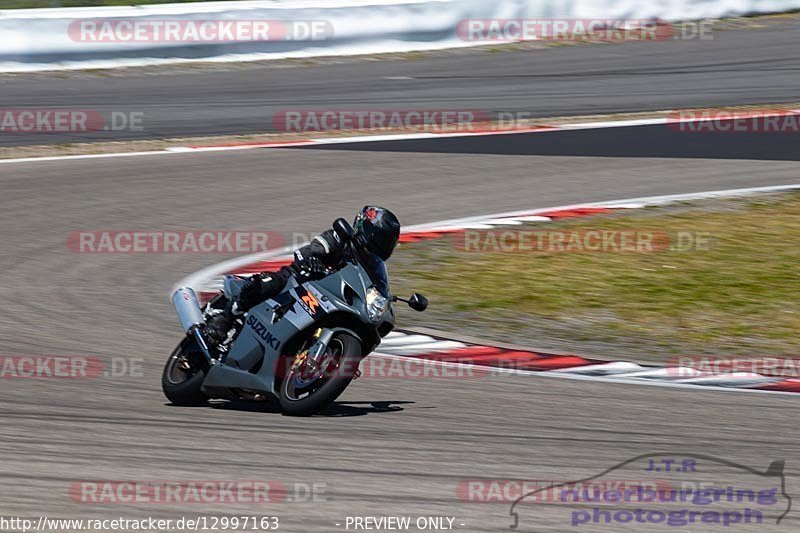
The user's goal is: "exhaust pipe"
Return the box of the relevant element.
[172,287,206,332]
[172,287,213,364]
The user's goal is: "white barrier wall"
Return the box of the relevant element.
[1,0,798,71]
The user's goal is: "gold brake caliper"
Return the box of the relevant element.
[292,329,324,373]
[291,350,309,372]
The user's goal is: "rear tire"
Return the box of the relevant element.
[162,338,208,406]
[279,332,362,416]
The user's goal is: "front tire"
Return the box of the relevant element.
[279,332,362,416]
[162,338,208,406]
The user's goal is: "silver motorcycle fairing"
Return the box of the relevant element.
[201,263,394,397]
[222,275,247,300]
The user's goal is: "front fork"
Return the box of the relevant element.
[294,328,334,374]
[307,329,335,369]
[297,327,365,380]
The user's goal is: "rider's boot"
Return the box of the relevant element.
[206,303,235,344]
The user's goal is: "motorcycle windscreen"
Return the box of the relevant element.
[364,253,390,297]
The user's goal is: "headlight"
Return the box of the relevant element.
[366,287,389,322]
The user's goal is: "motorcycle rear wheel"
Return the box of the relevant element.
[279,332,362,416]
[162,338,209,406]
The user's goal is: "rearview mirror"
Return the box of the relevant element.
[333,217,355,241]
[407,293,428,312]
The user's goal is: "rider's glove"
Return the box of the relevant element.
[296,256,328,280]
[237,274,264,311]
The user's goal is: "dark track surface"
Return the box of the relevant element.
[2,122,800,531]
[290,121,800,161]
[0,21,799,146]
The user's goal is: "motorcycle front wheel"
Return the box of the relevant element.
[279,332,362,416]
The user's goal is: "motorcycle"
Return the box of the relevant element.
[162,218,428,416]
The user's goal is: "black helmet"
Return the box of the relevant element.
[353,206,401,260]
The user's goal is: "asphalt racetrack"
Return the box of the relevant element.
[1,119,799,532]
[0,19,799,146]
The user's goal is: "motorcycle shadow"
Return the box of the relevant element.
[203,400,416,417]
[320,401,416,417]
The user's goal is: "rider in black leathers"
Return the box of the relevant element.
[206,206,401,342]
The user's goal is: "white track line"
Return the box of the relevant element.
[380,341,467,355]
[0,149,175,165]
[550,361,644,375]
[378,334,437,346]
[3,109,800,165]
[173,245,296,294]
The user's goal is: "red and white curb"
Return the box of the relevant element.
[174,184,800,396]
[375,331,800,395]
